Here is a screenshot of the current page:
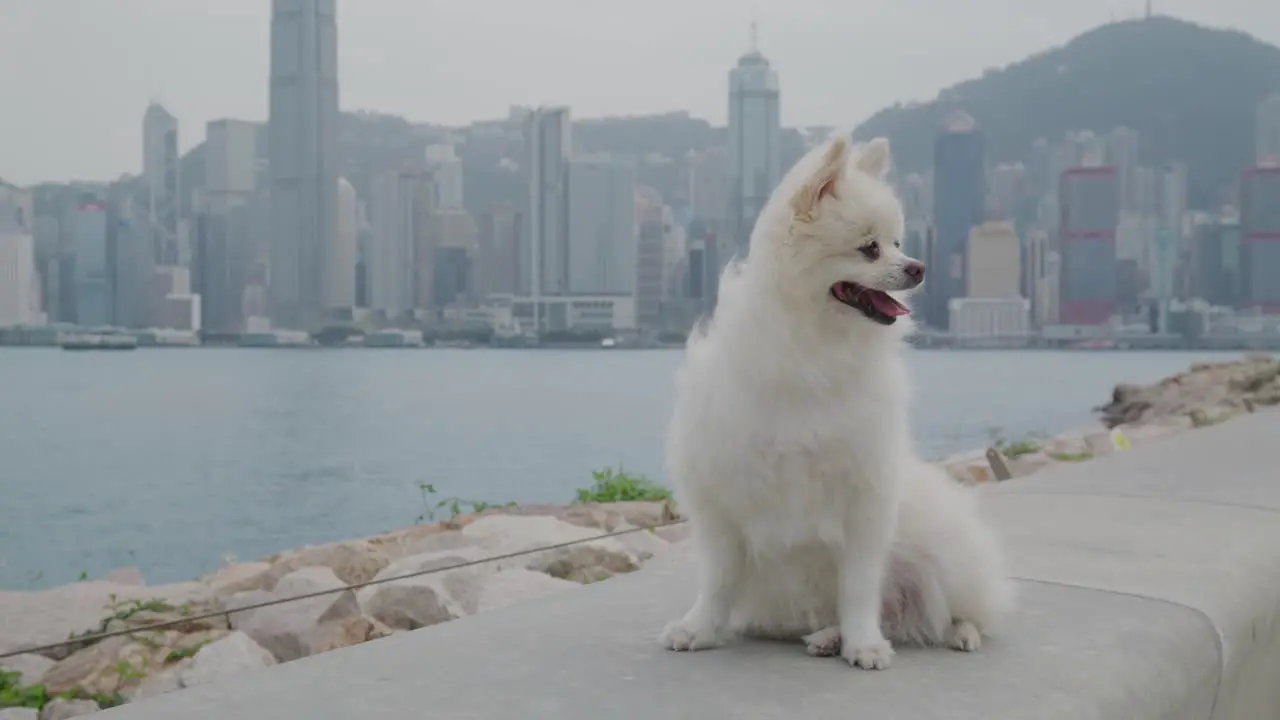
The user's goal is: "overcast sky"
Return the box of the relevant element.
[1,0,1276,185]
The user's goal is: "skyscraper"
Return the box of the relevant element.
[965,221,1021,300]
[726,23,780,259]
[475,205,522,298]
[368,168,433,318]
[109,194,153,328]
[566,155,637,295]
[1058,166,1120,325]
[1190,218,1241,308]
[688,147,727,223]
[1105,126,1140,212]
[428,208,478,307]
[330,178,358,310]
[635,193,666,330]
[1255,94,1280,165]
[142,103,181,265]
[0,184,39,327]
[1240,165,1280,312]
[198,119,264,332]
[70,196,111,326]
[524,106,571,304]
[268,0,340,330]
[930,111,986,329]
[205,119,262,207]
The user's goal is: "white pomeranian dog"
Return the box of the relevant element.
[659,134,1014,670]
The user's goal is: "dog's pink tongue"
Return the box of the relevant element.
[869,291,910,317]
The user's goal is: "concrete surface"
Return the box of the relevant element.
[104,411,1280,720]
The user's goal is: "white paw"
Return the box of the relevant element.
[660,618,723,652]
[803,626,842,657]
[947,620,982,652]
[843,638,894,670]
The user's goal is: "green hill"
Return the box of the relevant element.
[852,16,1280,209]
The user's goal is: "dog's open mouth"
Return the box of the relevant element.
[830,281,910,325]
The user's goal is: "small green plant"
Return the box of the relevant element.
[1001,438,1041,458]
[415,483,517,523]
[112,659,146,683]
[0,668,46,709]
[78,570,88,581]
[1049,450,1093,462]
[131,631,168,650]
[164,640,210,664]
[574,466,672,504]
[0,669,124,711]
[415,483,439,523]
[986,426,1043,459]
[67,598,176,646]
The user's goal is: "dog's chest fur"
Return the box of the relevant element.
[671,340,910,554]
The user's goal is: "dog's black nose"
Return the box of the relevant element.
[904,261,926,285]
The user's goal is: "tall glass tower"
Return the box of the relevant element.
[268,0,340,330]
[726,23,780,259]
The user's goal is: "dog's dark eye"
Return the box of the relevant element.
[859,242,880,261]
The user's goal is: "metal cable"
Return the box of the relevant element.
[0,517,687,661]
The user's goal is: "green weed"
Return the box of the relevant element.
[0,669,124,711]
[414,483,517,523]
[574,466,672,504]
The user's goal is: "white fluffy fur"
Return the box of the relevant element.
[659,133,1014,670]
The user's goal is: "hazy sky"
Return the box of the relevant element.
[1,0,1277,185]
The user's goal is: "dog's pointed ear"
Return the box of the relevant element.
[855,138,892,179]
[790,137,850,220]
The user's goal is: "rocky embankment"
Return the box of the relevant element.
[0,502,683,718]
[1,355,1275,718]
[936,354,1279,485]
[1097,353,1280,428]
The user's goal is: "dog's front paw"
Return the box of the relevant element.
[660,618,723,652]
[842,638,894,670]
[803,626,842,657]
[946,620,981,652]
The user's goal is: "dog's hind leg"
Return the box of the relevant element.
[883,551,951,648]
[946,619,982,652]
[660,514,746,652]
[803,626,843,656]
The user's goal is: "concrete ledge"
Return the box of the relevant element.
[105,412,1280,720]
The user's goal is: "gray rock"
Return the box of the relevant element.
[0,653,56,684]
[263,541,389,588]
[229,568,360,661]
[201,562,272,600]
[357,552,481,630]
[475,569,579,614]
[128,659,189,700]
[0,580,212,657]
[0,708,39,720]
[39,699,100,720]
[180,632,276,688]
[305,615,394,655]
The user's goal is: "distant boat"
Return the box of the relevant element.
[1067,339,1115,350]
[59,333,137,351]
[600,337,617,348]
[434,338,474,349]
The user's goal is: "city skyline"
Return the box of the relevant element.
[2,2,1279,342]
[3,0,1280,185]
